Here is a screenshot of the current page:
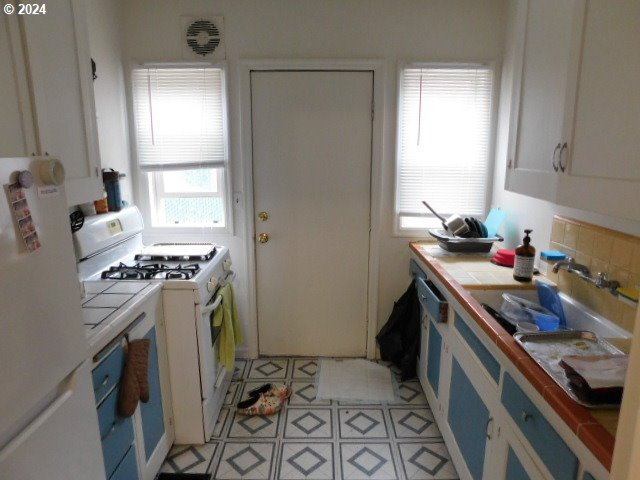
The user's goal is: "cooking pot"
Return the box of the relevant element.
[421,201,469,236]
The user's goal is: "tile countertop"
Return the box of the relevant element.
[410,242,617,471]
[414,244,555,289]
[81,280,162,358]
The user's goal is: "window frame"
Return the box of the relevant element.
[129,61,233,235]
[393,61,497,237]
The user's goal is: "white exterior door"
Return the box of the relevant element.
[251,70,373,357]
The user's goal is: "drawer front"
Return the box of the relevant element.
[502,373,578,480]
[98,386,135,478]
[506,447,531,480]
[410,259,426,279]
[92,343,125,405]
[426,319,442,396]
[109,445,139,480]
[416,277,448,323]
[454,313,500,383]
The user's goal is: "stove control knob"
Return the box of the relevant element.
[207,277,219,293]
[223,259,232,272]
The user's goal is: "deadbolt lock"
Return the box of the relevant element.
[258,233,270,243]
[258,211,269,221]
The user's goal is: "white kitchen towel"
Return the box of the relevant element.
[315,358,396,403]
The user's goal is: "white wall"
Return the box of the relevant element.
[491,1,640,260]
[121,0,507,357]
[85,0,133,205]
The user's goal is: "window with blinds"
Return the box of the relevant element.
[395,65,494,231]
[132,66,227,171]
[131,66,229,228]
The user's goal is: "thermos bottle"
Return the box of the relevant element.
[102,169,125,212]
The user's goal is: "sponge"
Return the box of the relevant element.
[540,250,567,261]
[617,287,639,303]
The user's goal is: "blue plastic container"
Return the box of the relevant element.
[534,313,560,332]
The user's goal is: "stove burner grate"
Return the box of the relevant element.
[101,262,200,280]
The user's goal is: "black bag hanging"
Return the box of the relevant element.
[376,281,421,381]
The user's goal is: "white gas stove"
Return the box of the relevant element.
[74,206,234,444]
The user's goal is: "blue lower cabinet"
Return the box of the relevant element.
[506,447,531,480]
[140,327,165,460]
[448,359,489,480]
[454,313,500,383]
[583,473,596,480]
[98,386,135,478]
[426,319,442,396]
[502,373,578,480]
[109,445,139,480]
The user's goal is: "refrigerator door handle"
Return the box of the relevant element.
[0,372,76,462]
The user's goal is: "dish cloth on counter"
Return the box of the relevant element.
[211,283,243,371]
[118,338,150,417]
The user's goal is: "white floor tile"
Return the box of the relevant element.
[339,408,388,439]
[284,408,333,439]
[215,442,275,480]
[398,442,458,479]
[389,408,442,439]
[340,443,397,480]
[278,442,334,479]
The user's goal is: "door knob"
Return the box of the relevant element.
[258,233,270,243]
[258,211,269,221]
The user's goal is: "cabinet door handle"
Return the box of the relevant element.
[521,411,533,422]
[101,422,118,441]
[552,143,561,172]
[486,416,494,439]
[558,142,568,172]
[94,375,109,391]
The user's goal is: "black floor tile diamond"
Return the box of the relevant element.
[256,361,284,377]
[345,411,380,435]
[297,360,317,377]
[165,445,207,472]
[291,411,326,435]
[408,446,448,475]
[237,414,273,434]
[295,384,317,403]
[398,411,432,434]
[398,383,421,402]
[347,446,387,476]
[226,446,267,476]
[287,446,327,476]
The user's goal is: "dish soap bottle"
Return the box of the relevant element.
[513,229,535,282]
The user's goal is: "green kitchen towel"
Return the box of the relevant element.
[212,283,243,371]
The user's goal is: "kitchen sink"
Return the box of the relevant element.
[471,288,631,341]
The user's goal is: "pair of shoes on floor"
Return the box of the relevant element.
[236,383,292,416]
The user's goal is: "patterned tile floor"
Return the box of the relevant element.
[160,358,459,479]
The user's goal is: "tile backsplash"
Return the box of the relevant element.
[545,216,639,333]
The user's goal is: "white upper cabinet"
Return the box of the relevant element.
[20,0,102,206]
[556,0,640,221]
[505,0,640,222]
[0,14,37,157]
[504,0,585,201]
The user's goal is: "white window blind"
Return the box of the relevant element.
[132,66,227,171]
[396,66,493,229]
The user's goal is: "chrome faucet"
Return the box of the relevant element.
[552,257,590,276]
[552,257,620,293]
[592,272,620,291]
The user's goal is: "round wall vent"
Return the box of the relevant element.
[186,19,221,57]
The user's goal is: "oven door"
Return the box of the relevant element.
[196,294,222,401]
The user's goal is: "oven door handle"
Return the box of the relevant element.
[201,295,223,316]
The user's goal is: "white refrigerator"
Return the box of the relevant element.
[0,158,105,479]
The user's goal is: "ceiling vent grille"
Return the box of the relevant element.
[181,16,225,60]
